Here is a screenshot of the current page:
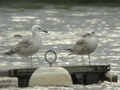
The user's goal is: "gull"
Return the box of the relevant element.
[4,25,48,67]
[65,31,98,65]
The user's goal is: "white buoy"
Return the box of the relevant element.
[29,67,73,86]
[105,71,117,82]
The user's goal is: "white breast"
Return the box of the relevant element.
[85,37,98,52]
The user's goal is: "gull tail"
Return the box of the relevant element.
[4,50,16,55]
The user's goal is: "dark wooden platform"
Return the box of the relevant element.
[0,64,117,87]
[63,65,112,84]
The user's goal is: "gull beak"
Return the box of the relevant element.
[91,31,95,34]
[42,30,48,33]
[38,27,48,33]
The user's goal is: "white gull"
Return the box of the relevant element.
[4,25,48,67]
[65,31,98,64]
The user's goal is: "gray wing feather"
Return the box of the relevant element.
[73,39,85,50]
[72,38,88,54]
[14,39,32,52]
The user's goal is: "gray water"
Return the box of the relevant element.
[0,4,120,90]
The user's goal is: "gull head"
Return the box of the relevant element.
[32,25,48,33]
[82,32,90,37]
[82,31,95,37]
[13,34,23,38]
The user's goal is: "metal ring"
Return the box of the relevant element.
[44,49,57,67]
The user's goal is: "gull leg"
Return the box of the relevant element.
[25,56,33,68]
[81,56,84,60]
[88,54,91,65]
[36,54,41,66]
[22,56,30,67]
[30,56,33,68]
[81,56,85,64]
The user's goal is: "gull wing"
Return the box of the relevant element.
[14,39,33,53]
[72,38,88,54]
[4,39,33,55]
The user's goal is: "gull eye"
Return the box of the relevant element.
[92,31,95,34]
[38,27,41,30]
[87,33,91,36]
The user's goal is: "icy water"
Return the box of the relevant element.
[0,4,120,90]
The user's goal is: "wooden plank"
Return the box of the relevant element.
[0,65,110,77]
